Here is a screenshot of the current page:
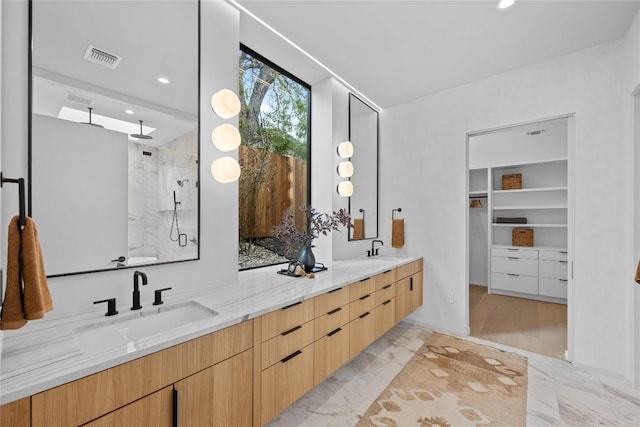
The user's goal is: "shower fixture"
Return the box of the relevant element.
[81,107,104,128]
[177,179,190,187]
[131,120,153,140]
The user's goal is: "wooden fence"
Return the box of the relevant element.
[239,145,307,239]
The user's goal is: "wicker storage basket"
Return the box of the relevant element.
[502,173,522,190]
[512,228,534,247]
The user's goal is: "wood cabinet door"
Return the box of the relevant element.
[0,398,30,427]
[84,387,173,427]
[376,298,396,338]
[395,276,411,322]
[349,309,377,358]
[174,349,253,427]
[410,272,424,313]
[314,323,350,385]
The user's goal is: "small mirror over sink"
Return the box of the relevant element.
[29,0,200,276]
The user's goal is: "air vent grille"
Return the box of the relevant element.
[65,92,95,107]
[83,45,122,69]
[526,129,546,136]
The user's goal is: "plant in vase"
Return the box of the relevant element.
[272,206,351,273]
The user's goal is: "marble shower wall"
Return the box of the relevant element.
[127,129,198,262]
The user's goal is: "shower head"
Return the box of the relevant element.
[177,179,189,187]
[131,120,152,140]
[81,107,104,128]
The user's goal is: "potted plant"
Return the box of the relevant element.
[272,206,351,273]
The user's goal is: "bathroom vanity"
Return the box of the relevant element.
[0,256,423,427]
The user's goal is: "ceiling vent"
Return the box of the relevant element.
[83,45,122,69]
[526,129,546,136]
[65,92,95,107]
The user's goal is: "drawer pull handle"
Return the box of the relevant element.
[327,327,342,337]
[328,287,342,294]
[281,350,302,364]
[410,277,414,291]
[359,311,371,319]
[360,277,371,282]
[560,251,568,254]
[507,248,519,251]
[382,284,392,290]
[172,389,178,427]
[281,301,302,310]
[559,279,568,282]
[559,260,568,264]
[359,294,371,301]
[507,273,520,277]
[383,269,392,274]
[507,257,520,260]
[382,299,392,306]
[281,325,302,336]
[327,307,342,315]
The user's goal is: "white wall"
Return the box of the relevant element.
[382,39,634,380]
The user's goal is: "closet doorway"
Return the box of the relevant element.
[466,116,574,361]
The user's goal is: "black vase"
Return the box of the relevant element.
[298,244,316,273]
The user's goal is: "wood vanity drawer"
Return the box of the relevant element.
[314,323,351,385]
[261,298,314,341]
[375,298,396,337]
[491,247,538,259]
[261,342,314,425]
[539,259,568,280]
[396,259,422,280]
[375,282,395,305]
[491,256,538,276]
[539,250,568,261]
[350,309,377,358]
[350,276,376,301]
[349,292,377,320]
[491,272,538,294]
[315,304,350,339]
[315,286,349,315]
[538,277,568,299]
[375,269,396,289]
[262,319,315,370]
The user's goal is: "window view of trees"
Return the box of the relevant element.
[238,45,311,270]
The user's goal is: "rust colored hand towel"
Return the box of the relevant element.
[21,216,52,319]
[1,216,52,330]
[636,259,640,285]
[352,218,364,240]
[392,218,404,248]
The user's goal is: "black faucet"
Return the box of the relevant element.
[131,270,148,310]
[368,239,384,257]
[94,298,118,316]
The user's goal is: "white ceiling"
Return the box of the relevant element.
[237,0,640,109]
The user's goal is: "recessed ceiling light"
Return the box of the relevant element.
[125,109,134,114]
[498,0,515,9]
[157,76,170,84]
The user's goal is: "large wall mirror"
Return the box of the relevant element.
[348,93,379,240]
[29,1,200,276]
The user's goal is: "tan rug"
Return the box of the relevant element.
[357,332,528,427]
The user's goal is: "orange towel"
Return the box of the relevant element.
[352,218,364,240]
[635,259,640,285]
[1,216,52,330]
[392,218,404,248]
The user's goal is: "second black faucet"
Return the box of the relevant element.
[131,270,148,310]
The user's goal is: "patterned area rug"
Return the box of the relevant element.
[356,332,528,427]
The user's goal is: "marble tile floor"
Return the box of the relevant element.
[265,322,640,427]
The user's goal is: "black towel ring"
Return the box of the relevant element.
[1,172,26,227]
[392,208,402,220]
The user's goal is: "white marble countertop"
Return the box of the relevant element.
[0,255,420,405]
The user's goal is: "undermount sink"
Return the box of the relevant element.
[73,301,218,355]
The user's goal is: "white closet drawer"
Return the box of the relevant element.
[491,256,538,276]
[539,250,568,262]
[539,260,568,280]
[539,277,567,299]
[491,247,538,259]
[491,273,538,294]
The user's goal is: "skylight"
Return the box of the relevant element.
[57,106,155,140]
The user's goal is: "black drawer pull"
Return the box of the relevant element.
[172,389,178,427]
[383,269,392,274]
[560,251,568,254]
[507,273,520,277]
[281,325,302,336]
[360,277,371,282]
[507,257,520,260]
[359,294,371,301]
[281,301,302,310]
[382,284,392,290]
[327,307,342,315]
[359,311,370,319]
[410,277,413,291]
[328,287,342,293]
[281,350,302,364]
[559,260,568,264]
[327,327,342,337]
[382,299,392,306]
[559,279,568,282]
[507,248,519,251]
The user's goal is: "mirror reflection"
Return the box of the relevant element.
[348,94,379,240]
[30,0,199,276]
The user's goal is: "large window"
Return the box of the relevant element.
[238,45,311,270]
